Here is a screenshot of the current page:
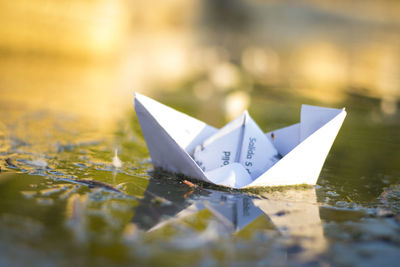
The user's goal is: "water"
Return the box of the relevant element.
[0,88,399,266]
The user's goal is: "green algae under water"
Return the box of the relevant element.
[0,92,400,266]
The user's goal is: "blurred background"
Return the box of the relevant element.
[1,0,399,126]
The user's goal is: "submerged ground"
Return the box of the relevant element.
[0,88,399,266]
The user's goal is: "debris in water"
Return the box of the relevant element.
[184,189,194,199]
[183,180,198,188]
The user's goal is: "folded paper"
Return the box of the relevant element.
[192,111,280,180]
[134,93,346,189]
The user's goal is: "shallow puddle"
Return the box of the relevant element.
[1,88,399,266]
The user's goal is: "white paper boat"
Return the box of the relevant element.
[134,93,346,189]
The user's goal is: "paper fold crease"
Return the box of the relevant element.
[134,93,346,189]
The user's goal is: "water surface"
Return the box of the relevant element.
[1,89,399,266]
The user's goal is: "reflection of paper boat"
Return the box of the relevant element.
[146,191,264,233]
[134,178,324,247]
[134,93,346,189]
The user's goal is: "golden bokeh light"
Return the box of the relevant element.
[0,0,399,126]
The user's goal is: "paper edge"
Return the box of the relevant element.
[134,94,214,184]
[242,108,347,188]
[134,93,346,189]
[135,92,218,152]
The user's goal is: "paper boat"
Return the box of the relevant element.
[134,93,346,189]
